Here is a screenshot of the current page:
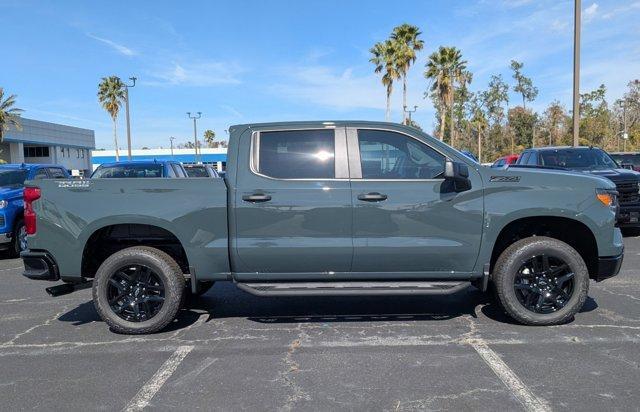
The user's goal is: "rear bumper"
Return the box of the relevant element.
[21,250,60,281]
[594,253,624,282]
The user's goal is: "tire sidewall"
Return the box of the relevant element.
[93,248,184,334]
[11,220,25,257]
[495,237,589,325]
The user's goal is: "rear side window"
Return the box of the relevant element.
[518,152,530,165]
[34,169,49,180]
[255,130,335,179]
[185,166,209,177]
[357,130,445,179]
[48,168,67,178]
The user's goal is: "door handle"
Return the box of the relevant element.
[358,192,388,202]
[242,193,272,203]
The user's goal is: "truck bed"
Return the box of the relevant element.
[26,178,230,282]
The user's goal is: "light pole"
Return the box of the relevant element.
[124,77,137,160]
[572,0,581,147]
[169,136,175,158]
[187,112,202,163]
[403,105,418,126]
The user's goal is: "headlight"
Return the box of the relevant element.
[0,200,7,209]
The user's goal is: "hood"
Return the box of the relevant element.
[0,186,24,199]
[583,168,640,183]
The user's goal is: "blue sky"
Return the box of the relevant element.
[2,0,639,149]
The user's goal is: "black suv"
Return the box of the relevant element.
[516,146,640,233]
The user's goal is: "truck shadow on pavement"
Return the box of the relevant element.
[57,284,600,332]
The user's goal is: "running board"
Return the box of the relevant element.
[236,281,471,297]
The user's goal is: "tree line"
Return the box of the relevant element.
[370,24,640,162]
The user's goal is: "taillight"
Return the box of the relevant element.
[23,187,41,235]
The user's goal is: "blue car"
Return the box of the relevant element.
[0,164,70,256]
[91,160,188,178]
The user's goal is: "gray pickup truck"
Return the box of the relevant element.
[22,121,624,334]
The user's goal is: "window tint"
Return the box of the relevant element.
[166,164,177,178]
[518,152,530,165]
[493,159,505,167]
[357,130,445,179]
[34,169,49,179]
[526,152,538,165]
[185,166,209,177]
[91,164,163,178]
[0,170,28,187]
[257,130,335,179]
[539,149,618,170]
[48,168,67,178]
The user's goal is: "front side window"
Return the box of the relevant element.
[526,153,538,165]
[48,168,66,178]
[357,130,445,179]
[256,130,335,179]
[0,170,28,187]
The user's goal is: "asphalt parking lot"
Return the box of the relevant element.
[1,238,639,411]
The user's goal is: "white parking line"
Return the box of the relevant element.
[471,341,551,412]
[123,345,194,412]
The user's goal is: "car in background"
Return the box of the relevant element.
[610,152,640,172]
[491,154,519,168]
[0,164,70,256]
[183,163,220,178]
[91,160,188,178]
[515,146,640,234]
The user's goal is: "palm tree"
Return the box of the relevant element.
[370,40,399,121]
[425,47,467,145]
[203,129,216,147]
[0,88,24,142]
[97,76,126,161]
[391,24,424,124]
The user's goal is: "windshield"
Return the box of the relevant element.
[185,166,209,177]
[610,154,640,167]
[92,164,163,178]
[539,148,618,170]
[0,169,29,187]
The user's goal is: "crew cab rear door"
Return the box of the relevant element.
[230,126,353,279]
[347,127,484,278]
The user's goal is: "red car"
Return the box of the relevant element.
[491,154,519,168]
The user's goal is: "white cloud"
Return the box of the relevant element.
[86,33,136,56]
[145,61,242,87]
[583,3,599,23]
[602,1,640,19]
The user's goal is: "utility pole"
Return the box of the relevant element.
[169,136,175,158]
[622,101,628,152]
[124,77,137,160]
[572,0,581,147]
[403,105,418,126]
[187,112,202,163]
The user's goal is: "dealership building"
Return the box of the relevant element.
[1,118,95,176]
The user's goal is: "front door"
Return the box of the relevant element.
[348,128,484,278]
[231,127,353,279]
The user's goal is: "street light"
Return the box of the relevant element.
[403,105,418,125]
[187,112,202,163]
[124,77,137,160]
[169,136,175,158]
[572,0,581,147]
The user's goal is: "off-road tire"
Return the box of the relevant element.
[10,219,26,258]
[493,236,589,326]
[93,246,185,334]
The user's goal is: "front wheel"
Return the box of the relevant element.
[92,246,185,334]
[492,236,589,326]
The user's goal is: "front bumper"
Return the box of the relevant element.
[0,232,12,245]
[594,253,624,282]
[21,250,60,281]
[617,204,640,227]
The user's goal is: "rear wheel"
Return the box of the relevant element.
[92,246,185,334]
[10,220,27,258]
[493,236,589,326]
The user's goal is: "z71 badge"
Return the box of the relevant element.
[490,175,521,183]
[57,180,92,188]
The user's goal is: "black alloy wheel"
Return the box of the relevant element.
[107,264,165,322]
[514,254,575,314]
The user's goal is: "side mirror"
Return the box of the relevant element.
[444,160,472,192]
